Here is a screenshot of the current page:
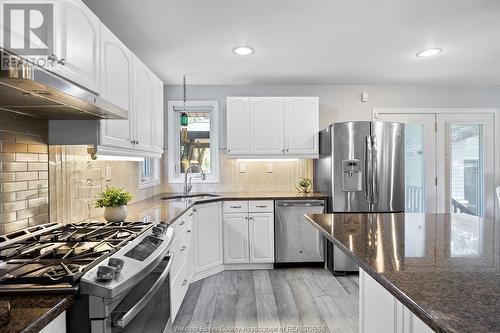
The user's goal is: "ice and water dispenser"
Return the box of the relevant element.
[342,159,362,192]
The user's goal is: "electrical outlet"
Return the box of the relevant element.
[267,163,273,173]
[239,163,246,173]
[105,166,112,181]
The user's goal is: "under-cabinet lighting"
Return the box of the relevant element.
[91,155,145,162]
[235,159,299,162]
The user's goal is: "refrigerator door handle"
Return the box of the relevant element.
[371,135,378,204]
[365,135,372,204]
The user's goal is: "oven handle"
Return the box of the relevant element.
[112,253,173,329]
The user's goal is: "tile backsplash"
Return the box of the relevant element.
[0,112,49,234]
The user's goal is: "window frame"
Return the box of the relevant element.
[167,100,220,184]
[139,158,161,189]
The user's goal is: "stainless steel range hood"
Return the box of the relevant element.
[0,49,127,120]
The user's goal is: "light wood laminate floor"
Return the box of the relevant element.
[173,269,359,333]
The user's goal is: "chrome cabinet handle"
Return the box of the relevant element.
[48,54,58,64]
[181,279,187,286]
[286,149,289,153]
[112,254,173,329]
[187,229,191,233]
[249,217,254,221]
[244,216,248,220]
[255,205,267,208]
[179,220,186,226]
[230,205,241,209]
[188,212,194,217]
[193,208,197,213]
[180,245,186,252]
[282,149,285,153]
[57,58,66,65]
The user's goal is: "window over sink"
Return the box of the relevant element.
[167,100,219,183]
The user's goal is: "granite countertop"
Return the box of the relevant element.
[104,191,327,225]
[305,212,499,333]
[0,294,73,333]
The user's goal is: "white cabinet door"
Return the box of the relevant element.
[99,23,133,149]
[248,213,274,263]
[285,97,319,156]
[194,202,223,274]
[132,56,154,151]
[250,97,285,155]
[152,77,164,151]
[227,97,251,155]
[56,0,100,92]
[223,213,249,264]
[360,269,434,333]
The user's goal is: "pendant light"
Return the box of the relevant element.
[180,75,189,127]
[180,75,189,144]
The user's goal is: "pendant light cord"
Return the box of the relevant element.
[183,74,187,111]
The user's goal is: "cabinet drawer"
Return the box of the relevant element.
[171,209,193,237]
[171,260,190,321]
[169,224,192,279]
[249,200,274,213]
[223,201,248,213]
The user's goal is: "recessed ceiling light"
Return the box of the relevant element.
[232,46,254,56]
[416,48,443,58]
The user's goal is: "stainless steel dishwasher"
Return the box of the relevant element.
[274,200,325,265]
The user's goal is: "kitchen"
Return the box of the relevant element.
[0,0,499,332]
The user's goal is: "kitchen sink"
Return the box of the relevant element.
[160,193,220,201]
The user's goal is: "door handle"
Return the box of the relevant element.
[365,136,372,204]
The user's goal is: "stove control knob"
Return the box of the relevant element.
[96,265,115,282]
[152,225,165,237]
[108,258,125,273]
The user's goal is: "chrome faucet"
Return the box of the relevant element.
[183,164,206,196]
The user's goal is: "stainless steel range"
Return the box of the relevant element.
[0,220,174,333]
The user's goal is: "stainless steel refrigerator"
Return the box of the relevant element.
[314,121,405,272]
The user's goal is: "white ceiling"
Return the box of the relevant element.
[83,0,500,85]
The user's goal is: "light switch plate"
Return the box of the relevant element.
[267,163,273,173]
[239,163,246,173]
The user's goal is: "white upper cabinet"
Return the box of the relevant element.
[226,97,251,155]
[250,97,285,155]
[99,23,133,149]
[226,96,319,158]
[152,77,164,151]
[132,55,154,152]
[285,97,319,156]
[55,0,100,92]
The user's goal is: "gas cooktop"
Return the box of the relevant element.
[0,221,153,294]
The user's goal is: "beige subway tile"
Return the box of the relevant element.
[3,200,27,212]
[14,134,45,144]
[15,171,38,181]
[28,197,47,208]
[16,189,38,200]
[1,181,27,192]
[0,153,15,162]
[0,192,16,203]
[0,132,16,142]
[15,153,38,162]
[1,162,27,172]
[0,172,15,182]
[16,207,39,220]
[4,219,29,233]
[0,212,16,223]
[38,204,48,214]
[27,144,48,153]
[38,171,48,179]
[29,213,49,226]
[2,142,27,153]
[28,179,48,189]
[38,154,48,162]
[28,162,48,171]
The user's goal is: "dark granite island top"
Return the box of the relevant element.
[305,213,499,333]
[0,294,73,333]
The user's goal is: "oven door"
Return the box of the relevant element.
[110,254,173,333]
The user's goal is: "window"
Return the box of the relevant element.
[139,158,160,188]
[167,100,219,183]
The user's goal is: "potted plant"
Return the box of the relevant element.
[96,187,134,223]
[296,177,312,193]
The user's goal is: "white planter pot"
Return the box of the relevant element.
[103,205,128,223]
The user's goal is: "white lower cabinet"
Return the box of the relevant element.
[223,201,274,264]
[359,269,433,333]
[171,259,190,320]
[193,202,223,275]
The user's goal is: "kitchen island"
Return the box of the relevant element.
[305,213,498,333]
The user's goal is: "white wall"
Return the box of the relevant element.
[164,85,500,148]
